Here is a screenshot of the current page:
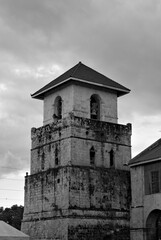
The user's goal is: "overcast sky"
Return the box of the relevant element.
[0,0,161,207]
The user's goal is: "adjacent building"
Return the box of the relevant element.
[21,62,132,240]
[129,138,161,240]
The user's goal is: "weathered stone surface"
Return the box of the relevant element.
[30,114,131,175]
[68,219,130,240]
[22,115,131,240]
[22,166,130,240]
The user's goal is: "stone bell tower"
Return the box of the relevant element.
[21,62,132,240]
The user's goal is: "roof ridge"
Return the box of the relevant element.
[70,61,82,77]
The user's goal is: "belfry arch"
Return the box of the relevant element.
[90,94,100,120]
[54,96,62,119]
[146,209,161,240]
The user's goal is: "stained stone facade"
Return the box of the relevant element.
[21,62,132,240]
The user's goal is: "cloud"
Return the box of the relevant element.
[0,0,160,180]
[131,113,161,157]
[0,151,26,177]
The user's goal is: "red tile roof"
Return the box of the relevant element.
[129,138,161,167]
[31,62,130,99]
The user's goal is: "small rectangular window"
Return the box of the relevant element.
[41,152,45,170]
[109,149,114,167]
[55,145,59,166]
[151,171,159,194]
[55,157,59,166]
[90,147,95,165]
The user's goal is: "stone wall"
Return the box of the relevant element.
[22,114,131,239]
[30,114,131,174]
[22,166,130,240]
[68,219,130,240]
[43,84,74,125]
[69,167,130,211]
[130,166,144,240]
[72,84,118,123]
[43,84,118,125]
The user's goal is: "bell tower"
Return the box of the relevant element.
[21,62,132,240]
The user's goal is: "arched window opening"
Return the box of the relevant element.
[90,95,100,120]
[54,96,62,120]
[146,210,161,240]
[55,145,59,166]
[109,149,114,167]
[90,146,95,165]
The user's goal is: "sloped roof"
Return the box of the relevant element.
[129,138,161,167]
[31,62,130,99]
[0,221,29,239]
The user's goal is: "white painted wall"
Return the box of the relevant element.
[130,166,145,240]
[72,84,117,122]
[43,85,74,125]
[43,83,118,125]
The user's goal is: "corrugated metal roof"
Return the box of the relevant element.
[31,62,130,99]
[129,138,161,167]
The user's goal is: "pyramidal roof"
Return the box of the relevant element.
[129,138,161,167]
[0,221,29,239]
[31,62,130,99]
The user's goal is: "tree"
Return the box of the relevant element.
[0,205,24,230]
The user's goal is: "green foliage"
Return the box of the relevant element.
[0,205,24,230]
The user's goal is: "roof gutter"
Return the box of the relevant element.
[129,157,161,167]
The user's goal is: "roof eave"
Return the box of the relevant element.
[129,157,161,167]
[31,77,130,100]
